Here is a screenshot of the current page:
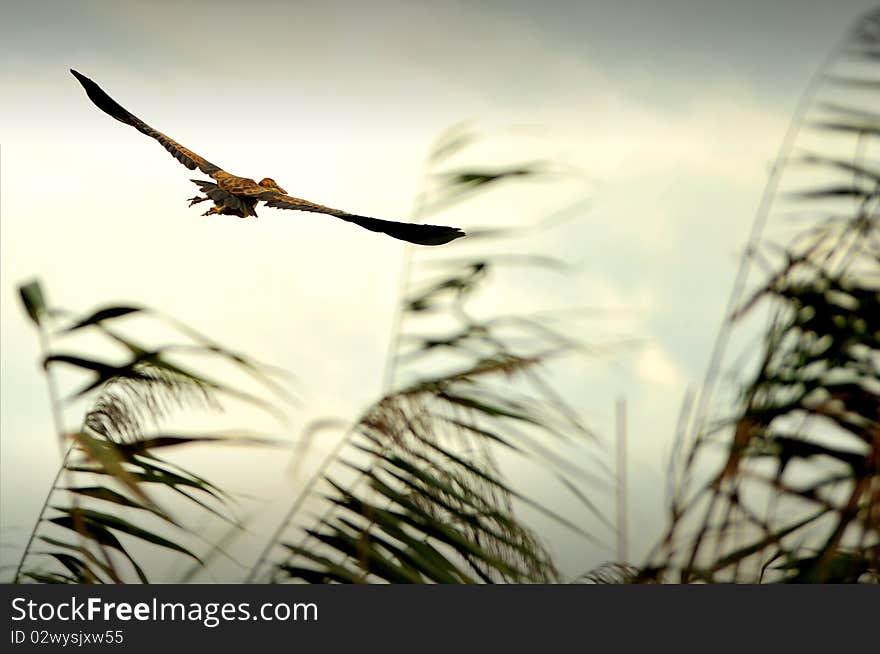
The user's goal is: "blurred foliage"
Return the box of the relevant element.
[574,562,640,584]
[12,287,288,583]
[644,7,879,584]
[248,124,610,584]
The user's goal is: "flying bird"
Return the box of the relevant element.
[70,69,465,246]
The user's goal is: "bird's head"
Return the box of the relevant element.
[258,178,287,194]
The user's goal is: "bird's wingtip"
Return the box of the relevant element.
[421,225,467,246]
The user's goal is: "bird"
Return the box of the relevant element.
[69,69,465,246]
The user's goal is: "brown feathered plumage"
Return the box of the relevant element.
[70,69,465,246]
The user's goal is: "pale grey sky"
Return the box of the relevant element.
[1,0,876,581]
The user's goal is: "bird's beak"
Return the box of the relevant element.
[276,185,287,194]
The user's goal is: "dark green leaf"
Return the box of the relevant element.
[65,306,142,332]
[18,279,47,326]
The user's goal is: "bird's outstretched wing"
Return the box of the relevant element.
[263,194,466,246]
[70,69,222,177]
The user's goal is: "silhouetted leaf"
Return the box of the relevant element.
[64,306,142,332]
[18,279,47,326]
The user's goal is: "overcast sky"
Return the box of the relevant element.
[1,0,876,581]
